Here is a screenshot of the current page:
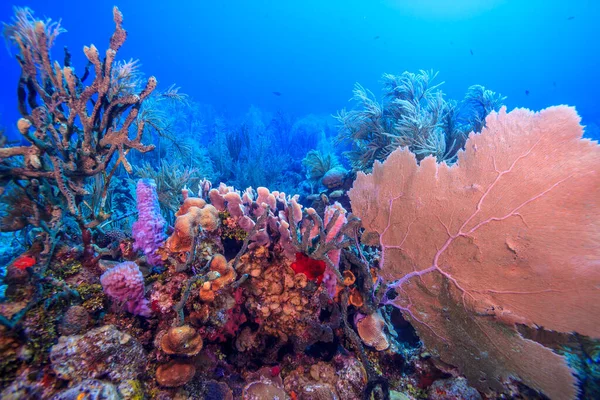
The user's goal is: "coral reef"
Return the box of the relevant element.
[160,325,203,356]
[0,5,596,400]
[349,106,600,399]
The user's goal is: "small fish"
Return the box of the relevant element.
[553,81,557,87]
[272,91,282,96]
[450,41,454,45]
[525,90,530,96]
[567,16,575,20]
[373,35,380,40]
[470,49,474,56]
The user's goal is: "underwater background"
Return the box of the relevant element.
[1,0,600,139]
[0,1,599,399]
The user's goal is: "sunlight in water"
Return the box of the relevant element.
[385,0,507,19]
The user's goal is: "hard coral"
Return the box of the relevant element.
[53,379,120,399]
[160,325,203,356]
[156,360,196,388]
[427,377,481,400]
[239,249,318,341]
[243,378,287,400]
[283,355,367,400]
[348,106,600,399]
[58,305,90,336]
[50,325,146,382]
[355,311,390,351]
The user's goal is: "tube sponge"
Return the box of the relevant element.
[100,261,151,317]
[132,179,166,266]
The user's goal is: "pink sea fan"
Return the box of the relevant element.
[100,261,151,317]
[348,106,600,399]
[132,179,166,266]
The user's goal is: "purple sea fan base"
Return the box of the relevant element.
[100,261,152,317]
[132,178,167,266]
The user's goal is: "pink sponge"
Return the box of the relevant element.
[100,261,151,317]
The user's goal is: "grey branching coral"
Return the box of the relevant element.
[0,7,157,224]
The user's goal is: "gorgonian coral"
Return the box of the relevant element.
[336,70,505,170]
[0,7,156,224]
[348,105,600,399]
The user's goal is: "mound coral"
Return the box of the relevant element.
[348,106,600,399]
[50,325,146,382]
[132,179,166,266]
[160,325,203,356]
[156,360,196,387]
[355,311,390,351]
[237,248,320,341]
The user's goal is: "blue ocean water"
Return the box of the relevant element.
[0,1,599,399]
[0,0,599,139]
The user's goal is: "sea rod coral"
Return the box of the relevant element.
[348,105,600,399]
[0,6,156,225]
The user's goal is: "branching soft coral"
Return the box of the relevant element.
[302,149,341,185]
[348,105,600,400]
[336,70,505,171]
[0,7,157,226]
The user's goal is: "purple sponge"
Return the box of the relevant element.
[100,261,151,317]
[131,178,166,266]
